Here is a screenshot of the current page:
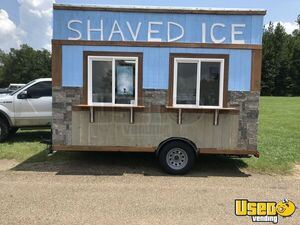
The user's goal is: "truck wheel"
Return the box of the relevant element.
[0,120,9,142]
[158,141,196,175]
[9,128,18,136]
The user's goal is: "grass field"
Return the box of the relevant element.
[0,130,50,162]
[0,97,299,174]
[241,97,300,174]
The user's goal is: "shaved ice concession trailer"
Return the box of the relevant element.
[51,4,265,174]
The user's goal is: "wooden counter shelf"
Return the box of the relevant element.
[165,106,239,125]
[165,106,238,111]
[73,104,145,123]
[72,104,239,125]
[73,104,145,109]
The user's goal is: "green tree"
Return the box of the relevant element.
[0,44,51,87]
[261,22,277,95]
[289,24,300,95]
[0,50,6,82]
[261,20,300,96]
[273,23,291,96]
[297,15,300,29]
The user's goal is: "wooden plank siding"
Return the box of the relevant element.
[52,40,262,50]
[72,104,239,114]
[51,43,62,87]
[70,110,240,149]
[53,4,266,15]
[53,145,156,152]
[52,144,258,156]
[198,148,259,155]
[51,40,263,91]
[251,49,263,92]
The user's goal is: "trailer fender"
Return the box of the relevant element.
[156,137,198,157]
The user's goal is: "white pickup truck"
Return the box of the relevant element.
[0,78,52,141]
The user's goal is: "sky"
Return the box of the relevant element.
[0,0,299,51]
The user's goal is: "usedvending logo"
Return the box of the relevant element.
[235,199,296,224]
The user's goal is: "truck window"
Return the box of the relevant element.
[26,81,52,98]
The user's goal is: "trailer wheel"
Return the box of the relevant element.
[0,120,9,142]
[158,141,195,175]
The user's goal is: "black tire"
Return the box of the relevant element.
[0,120,10,142]
[158,141,196,175]
[8,127,18,137]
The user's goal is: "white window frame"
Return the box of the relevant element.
[88,56,139,106]
[173,57,225,109]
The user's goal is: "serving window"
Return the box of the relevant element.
[170,54,228,108]
[84,52,143,107]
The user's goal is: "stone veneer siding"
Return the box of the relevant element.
[52,86,82,145]
[228,91,260,150]
[52,87,260,151]
[143,89,168,106]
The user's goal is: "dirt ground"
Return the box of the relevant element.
[0,152,299,225]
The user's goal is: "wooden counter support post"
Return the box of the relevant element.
[90,107,94,123]
[130,107,134,124]
[178,108,182,124]
[213,109,219,126]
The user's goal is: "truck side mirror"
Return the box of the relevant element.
[17,91,28,99]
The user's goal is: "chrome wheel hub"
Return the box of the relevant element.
[166,148,188,170]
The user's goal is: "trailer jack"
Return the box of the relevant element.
[40,138,54,155]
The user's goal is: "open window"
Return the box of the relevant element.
[170,54,228,108]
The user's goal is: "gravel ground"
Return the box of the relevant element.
[0,153,299,225]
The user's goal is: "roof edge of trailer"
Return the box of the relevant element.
[53,4,267,15]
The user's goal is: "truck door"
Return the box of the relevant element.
[14,81,52,127]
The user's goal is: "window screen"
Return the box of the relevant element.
[176,63,198,105]
[200,62,221,106]
[92,61,112,103]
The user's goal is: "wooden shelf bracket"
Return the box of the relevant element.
[130,107,134,124]
[178,108,182,124]
[90,106,94,123]
[213,109,219,126]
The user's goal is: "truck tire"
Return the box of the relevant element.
[158,141,196,175]
[0,120,9,142]
[8,128,18,137]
